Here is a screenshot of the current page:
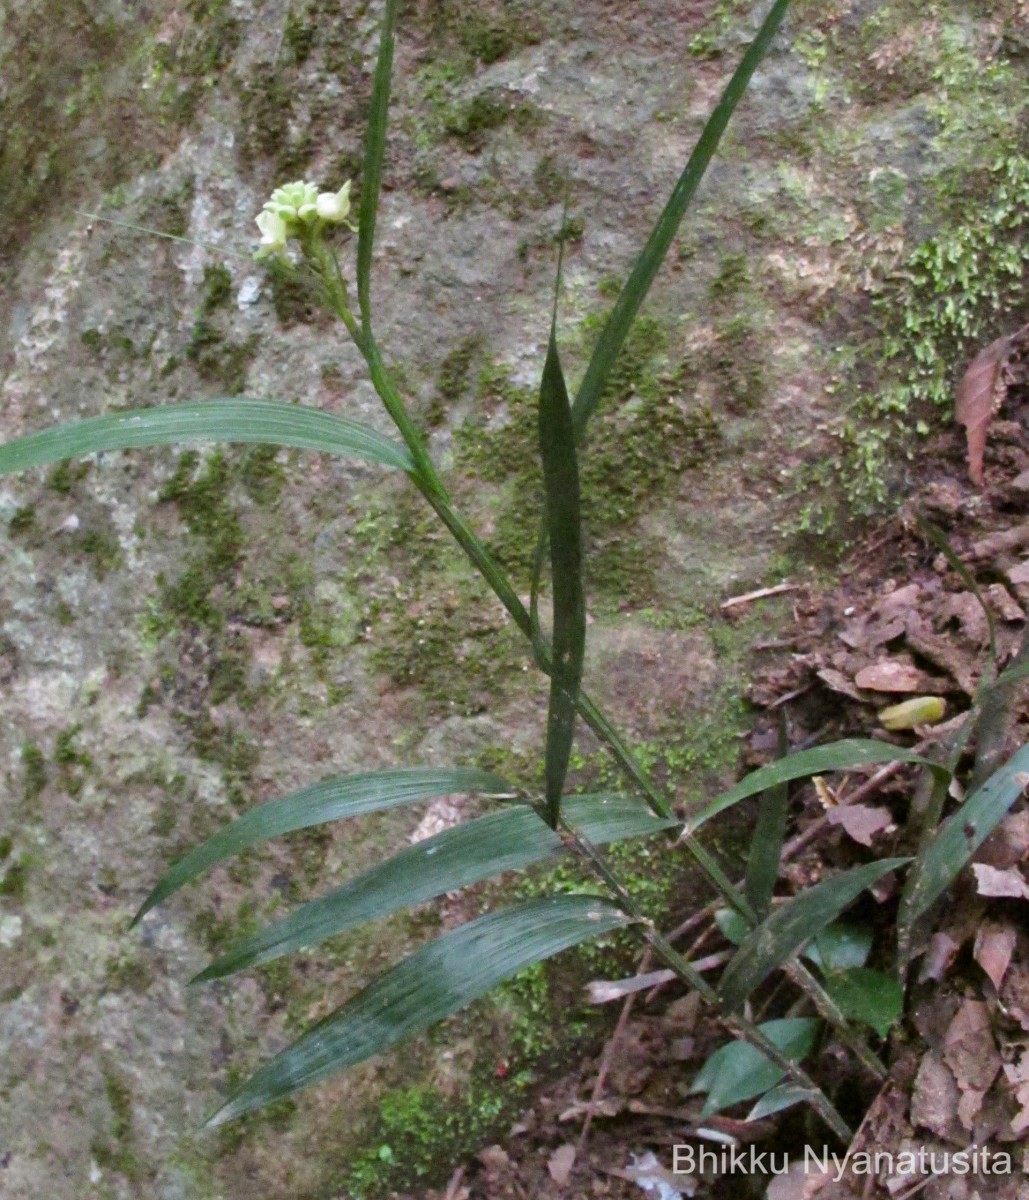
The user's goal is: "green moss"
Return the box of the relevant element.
[0,855,29,900]
[427,334,483,425]
[22,742,47,802]
[103,953,154,994]
[75,524,123,580]
[47,459,91,495]
[0,836,11,863]
[91,1067,143,1181]
[8,505,35,535]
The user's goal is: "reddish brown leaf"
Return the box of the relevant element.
[955,334,1011,486]
[973,923,1017,990]
[547,1144,576,1186]
[854,659,934,693]
[826,804,893,846]
[972,863,1029,899]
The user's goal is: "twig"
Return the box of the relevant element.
[444,1165,465,1200]
[721,582,799,610]
[578,949,651,1157]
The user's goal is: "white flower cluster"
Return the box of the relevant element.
[255,180,353,258]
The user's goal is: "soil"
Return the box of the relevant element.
[414,334,1029,1200]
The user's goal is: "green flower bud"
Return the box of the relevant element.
[264,180,320,224]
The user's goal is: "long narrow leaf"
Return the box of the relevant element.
[571,0,792,438]
[193,794,674,983]
[745,718,789,917]
[132,767,513,924]
[898,742,1029,935]
[0,400,414,475]
[206,894,634,1125]
[357,0,399,329]
[539,328,585,827]
[683,740,941,836]
[719,859,909,1010]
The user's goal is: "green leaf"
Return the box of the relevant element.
[132,767,513,925]
[571,0,792,439]
[690,1018,820,1118]
[824,969,903,1039]
[684,740,941,836]
[714,907,749,946]
[0,400,414,476]
[357,0,399,329]
[192,794,674,983]
[745,718,789,917]
[539,327,585,828]
[746,1083,813,1121]
[718,859,909,1010]
[898,742,1029,934]
[206,895,634,1125]
[802,922,873,973]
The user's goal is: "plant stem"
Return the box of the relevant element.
[327,284,858,1135]
[560,819,852,1140]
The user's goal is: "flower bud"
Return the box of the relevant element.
[316,181,352,223]
[254,210,288,258]
[264,180,320,224]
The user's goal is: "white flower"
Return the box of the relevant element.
[254,209,288,258]
[316,181,353,224]
[264,180,320,223]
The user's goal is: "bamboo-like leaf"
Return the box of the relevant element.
[824,969,903,1039]
[0,400,414,476]
[745,718,789,917]
[193,794,674,983]
[746,1082,813,1121]
[357,0,399,329]
[689,1017,820,1118]
[207,894,634,1125]
[898,742,1029,936]
[803,922,873,973]
[571,0,792,438]
[539,327,584,828]
[683,740,941,836]
[132,767,513,925]
[719,860,909,1011]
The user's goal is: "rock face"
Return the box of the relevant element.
[1,1,1027,1195]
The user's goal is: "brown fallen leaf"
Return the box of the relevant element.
[943,999,1001,1096]
[973,923,1017,990]
[955,333,1012,486]
[1004,1050,1029,1137]
[854,658,934,693]
[826,804,893,846]
[766,1162,833,1200]
[919,931,961,982]
[547,1143,576,1186]
[910,1052,963,1141]
[972,863,1029,900]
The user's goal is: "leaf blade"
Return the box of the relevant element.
[684,740,940,836]
[571,0,792,438]
[132,767,513,924]
[744,718,789,917]
[690,1017,820,1117]
[193,794,674,983]
[719,859,909,1010]
[898,742,1029,935]
[206,895,634,1125]
[539,330,585,827]
[0,400,414,475]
